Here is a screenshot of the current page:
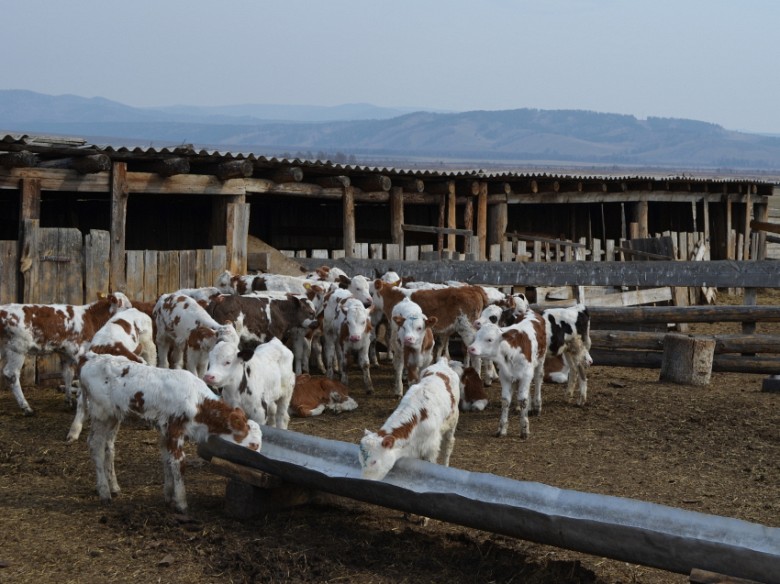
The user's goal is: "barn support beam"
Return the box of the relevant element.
[199,428,780,584]
[477,182,488,260]
[390,187,404,251]
[343,185,356,258]
[226,201,249,275]
[447,181,457,252]
[109,162,128,292]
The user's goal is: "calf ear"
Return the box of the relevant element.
[381,435,395,449]
[426,316,438,328]
[392,315,405,327]
[337,274,350,288]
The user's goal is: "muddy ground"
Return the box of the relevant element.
[1,291,779,583]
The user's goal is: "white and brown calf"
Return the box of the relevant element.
[373,279,488,366]
[390,297,437,397]
[203,330,295,429]
[67,307,157,443]
[359,357,460,481]
[153,293,227,377]
[321,288,374,394]
[467,310,547,438]
[542,304,593,406]
[215,270,309,296]
[79,351,262,513]
[290,374,358,417]
[207,292,317,374]
[0,292,132,415]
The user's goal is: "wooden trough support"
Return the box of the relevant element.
[199,427,780,583]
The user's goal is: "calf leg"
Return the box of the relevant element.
[515,378,531,439]
[357,344,373,395]
[59,355,78,407]
[66,388,88,443]
[439,423,458,466]
[529,361,544,416]
[2,350,33,415]
[496,380,512,437]
[392,346,405,397]
[160,440,188,514]
[88,416,122,502]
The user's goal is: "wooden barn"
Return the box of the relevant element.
[0,132,777,310]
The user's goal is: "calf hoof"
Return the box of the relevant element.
[22,408,35,417]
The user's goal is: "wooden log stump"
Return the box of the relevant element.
[660,334,715,386]
[209,456,323,519]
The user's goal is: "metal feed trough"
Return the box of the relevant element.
[199,427,780,583]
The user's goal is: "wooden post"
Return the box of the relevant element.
[447,181,456,251]
[110,162,128,292]
[743,193,752,260]
[390,186,404,250]
[476,182,488,260]
[437,195,446,255]
[226,201,249,275]
[488,197,508,253]
[343,185,356,258]
[636,201,649,238]
[659,334,715,386]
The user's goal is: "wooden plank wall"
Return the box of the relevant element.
[125,245,228,302]
[0,240,18,304]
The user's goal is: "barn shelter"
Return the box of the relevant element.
[0,132,776,308]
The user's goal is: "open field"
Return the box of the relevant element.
[1,291,779,583]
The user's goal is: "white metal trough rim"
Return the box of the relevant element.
[199,427,780,584]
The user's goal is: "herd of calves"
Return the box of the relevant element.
[0,265,592,513]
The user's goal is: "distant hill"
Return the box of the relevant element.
[3,89,780,170]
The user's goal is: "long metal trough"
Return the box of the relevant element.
[199,427,780,583]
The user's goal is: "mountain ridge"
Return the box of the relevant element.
[2,89,780,170]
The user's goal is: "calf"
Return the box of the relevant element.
[0,292,132,415]
[207,293,316,374]
[459,365,489,411]
[542,304,593,406]
[215,270,309,295]
[390,298,437,397]
[79,351,262,513]
[467,310,547,438]
[203,330,295,429]
[67,307,156,443]
[321,288,374,394]
[373,279,488,366]
[359,357,460,481]
[290,374,358,417]
[153,293,227,377]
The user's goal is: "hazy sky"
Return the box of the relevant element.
[5,1,780,133]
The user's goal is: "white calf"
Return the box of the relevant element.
[467,310,547,438]
[359,357,460,481]
[390,298,437,397]
[203,331,295,429]
[79,352,262,513]
[321,288,374,394]
[67,307,156,443]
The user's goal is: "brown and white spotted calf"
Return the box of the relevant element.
[153,293,228,377]
[79,351,262,513]
[467,310,548,438]
[66,307,156,443]
[289,374,358,417]
[0,292,132,415]
[372,279,489,366]
[359,357,461,481]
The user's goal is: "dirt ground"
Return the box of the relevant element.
[1,291,779,584]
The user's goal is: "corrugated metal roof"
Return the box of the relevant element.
[1,132,776,186]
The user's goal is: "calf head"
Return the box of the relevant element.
[468,322,503,360]
[340,299,372,343]
[196,399,262,451]
[359,430,399,481]
[394,313,437,348]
